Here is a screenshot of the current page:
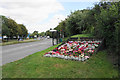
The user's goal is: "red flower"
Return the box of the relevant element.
[65,47,67,50]
[56,48,58,50]
[77,45,79,48]
[56,51,59,53]
[97,43,99,44]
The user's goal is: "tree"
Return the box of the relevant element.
[17,24,22,37]
[1,15,28,39]
[6,18,19,39]
[39,32,45,37]
[19,24,28,38]
[2,16,10,37]
[32,30,38,37]
[45,30,52,37]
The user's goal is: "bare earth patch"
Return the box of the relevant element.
[54,64,67,68]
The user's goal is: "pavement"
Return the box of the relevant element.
[2,38,54,66]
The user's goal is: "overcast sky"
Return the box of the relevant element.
[0,0,100,33]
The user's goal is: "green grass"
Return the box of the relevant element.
[2,44,118,78]
[0,39,42,46]
[62,34,93,42]
[63,37,69,42]
[71,34,93,38]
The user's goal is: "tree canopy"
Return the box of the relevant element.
[54,1,120,54]
[1,16,28,39]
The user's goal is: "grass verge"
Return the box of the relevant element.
[0,39,43,46]
[2,44,118,78]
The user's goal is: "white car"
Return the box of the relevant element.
[47,36,50,39]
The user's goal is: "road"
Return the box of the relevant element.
[2,38,54,65]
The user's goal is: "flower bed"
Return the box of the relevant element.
[44,40,102,61]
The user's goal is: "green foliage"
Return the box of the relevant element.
[33,31,39,37]
[39,32,45,36]
[2,16,10,37]
[1,16,28,39]
[2,24,10,37]
[54,1,120,54]
[45,30,52,37]
[94,2,120,53]
[18,24,28,38]
[29,31,39,38]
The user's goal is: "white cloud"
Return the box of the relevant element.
[58,0,100,2]
[0,0,65,33]
[27,14,66,33]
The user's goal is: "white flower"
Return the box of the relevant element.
[61,49,65,51]
[64,56,68,60]
[69,49,73,51]
[79,45,84,48]
[88,41,91,43]
[57,54,61,58]
[71,56,74,59]
[92,46,95,49]
[52,55,56,57]
[88,50,94,53]
[67,56,70,60]
[82,57,85,61]
[78,57,81,61]
[69,56,72,60]
[94,44,98,47]
[59,55,62,58]
[44,54,50,57]
[49,51,53,53]
[81,54,84,57]
[72,56,75,60]
[61,55,64,58]
[49,55,52,57]
[75,57,79,61]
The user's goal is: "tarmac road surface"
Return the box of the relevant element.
[2,38,53,65]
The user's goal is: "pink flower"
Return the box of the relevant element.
[97,43,99,44]
[78,48,81,50]
[88,50,94,53]
[75,50,78,52]
[56,51,59,54]
[64,51,66,53]
[69,49,73,51]
[44,53,48,55]
[65,47,67,50]
[85,56,89,59]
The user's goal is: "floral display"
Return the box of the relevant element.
[44,40,102,61]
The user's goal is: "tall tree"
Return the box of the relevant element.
[2,16,10,37]
[19,24,28,38]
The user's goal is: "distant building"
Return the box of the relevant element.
[27,33,30,39]
[0,36,2,40]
